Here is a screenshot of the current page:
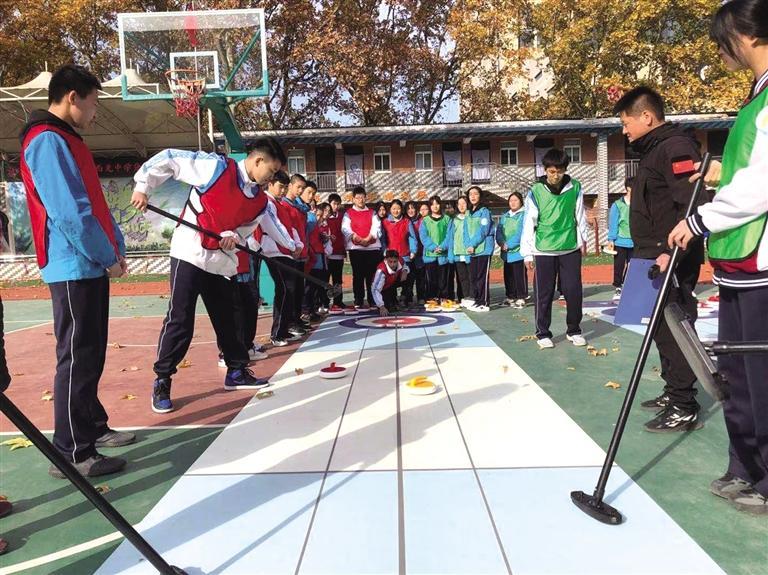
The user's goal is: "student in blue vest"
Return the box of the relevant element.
[450,196,473,306]
[521,149,591,349]
[419,196,453,302]
[131,138,288,413]
[606,178,634,301]
[464,186,496,312]
[668,0,768,513]
[496,192,527,308]
[19,65,134,478]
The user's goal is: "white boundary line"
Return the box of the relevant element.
[0,424,227,436]
[0,532,123,574]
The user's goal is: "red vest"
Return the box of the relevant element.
[382,217,411,257]
[304,221,327,272]
[376,259,406,291]
[20,124,120,268]
[347,207,374,238]
[327,212,346,255]
[283,199,308,259]
[253,195,294,256]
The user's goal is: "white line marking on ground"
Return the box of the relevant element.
[0,532,123,574]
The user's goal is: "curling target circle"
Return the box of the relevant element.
[339,314,455,330]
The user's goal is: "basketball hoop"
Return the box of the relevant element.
[165,69,205,118]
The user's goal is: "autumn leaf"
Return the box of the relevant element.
[41,390,53,401]
[256,391,274,400]
[518,335,536,342]
[294,368,304,375]
[111,342,123,349]
[567,367,576,371]
[177,358,192,369]
[1,438,33,451]
[11,372,24,377]
[605,381,621,390]
[121,394,138,401]
[501,365,509,373]
[119,366,140,372]
[96,484,111,494]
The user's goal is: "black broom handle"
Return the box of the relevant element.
[592,153,712,502]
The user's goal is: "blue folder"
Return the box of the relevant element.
[614,259,664,326]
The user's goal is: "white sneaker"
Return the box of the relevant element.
[514,299,526,308]
[217,356,227,368]
[461,299,475,309]
[472,305,490,312]
[612,288,622,301]
[249,345,269,361]
[567,334,587,347]
[537,337,555,349]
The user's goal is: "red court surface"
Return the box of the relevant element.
[0,314,301,433]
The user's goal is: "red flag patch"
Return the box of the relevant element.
[671,157,696,176]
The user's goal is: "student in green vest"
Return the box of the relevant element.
[606,178,634,301]
[450,195,472,305]
[443,200,459,301]
[419,195,453,302]
[520,149,591,349]
[496,192,527,308]
[668,0,768,514]
[464,186,496,312]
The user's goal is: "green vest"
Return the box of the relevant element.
[616,199,631,239]
[532,180,579,252]
[453,215,468,256]
[707,89,768,262]
[423,215,449,258]
[502,212,523,255]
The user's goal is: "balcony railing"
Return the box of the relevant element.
[305,161,641,200]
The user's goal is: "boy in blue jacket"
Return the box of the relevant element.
[19,65,134,478]
[496,192,527,308]
[606,178,634,300]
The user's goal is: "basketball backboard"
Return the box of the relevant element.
[117,8,268,102]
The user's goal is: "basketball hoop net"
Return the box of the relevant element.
[165,69,205,118]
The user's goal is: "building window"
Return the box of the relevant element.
[287,149,306,175]
[563,139,581,164]
[374,146,391,172]
[415,144,433,171]
[500,142,518,166]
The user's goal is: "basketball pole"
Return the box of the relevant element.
[0,393,188,575]
[145,204,341,300]
[570,154,712,525]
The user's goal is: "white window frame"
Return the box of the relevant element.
[287,149,306,175]
[563,139,582,164]
[500,141,519,166]
[415,144,433,171]
[373,146,392,173]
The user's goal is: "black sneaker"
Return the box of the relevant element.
[288,326,307,337]
[95,429,136,448]
[224,368,271,390]
[49,454,126,479]
[644,405,703,433]
[152,378,173,413]
[271,338,288,347]
[640,393,672,411]
[710,473,752,499]
[728,488,768,515]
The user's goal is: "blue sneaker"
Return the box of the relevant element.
[152,378,173,413]
[225,368,271,391]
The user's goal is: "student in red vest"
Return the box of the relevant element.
[327,193,347,313]
[254,171,302,347]
[342,186,382,311]
[382,199,418,306]
[304,202,333,317]
[131,138,287,413]
[373,250,410,316]
[19,65,134,478]
[20,66,135,478]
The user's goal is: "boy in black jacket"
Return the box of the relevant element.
[614,86,704,433]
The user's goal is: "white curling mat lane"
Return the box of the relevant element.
[96,312,726,575]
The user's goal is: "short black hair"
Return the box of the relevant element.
[509,191,524,204]
[390,199,403,209]
[457,195,469,207]
[711,0,768,63]
[271,170,290,185]
[541,148,570,170]
[352,186,366,197]
[404,200,418,211]
[328,193,342,203]
[248,137,287,165]
[290,173,307,185]
[428,195,442,208]
[48,64,101,105]
[385,249,399,259]
[317,201,329,211]
[612,86,665,121]
[624,177,635,190]
[304,180,317,191]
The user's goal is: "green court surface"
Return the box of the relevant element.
[0,288,766,574]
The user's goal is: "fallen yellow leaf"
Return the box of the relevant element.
[567,367,576,371]
[1,438,33,450]
[177,358,192,368]
[501,365,509,373]
[612,347,620,352]
[119,366,140,372]
[256,391,274,400]
[111,342,123,349]
[605,381,621,390]
[11,372,24,377]
[436,330,447,335]
[294,368,304,375]
[41,390,53,401]
[121,394,138,401]
[518,335,536,342]
[586,345,597,352]
[96,484,111,494]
